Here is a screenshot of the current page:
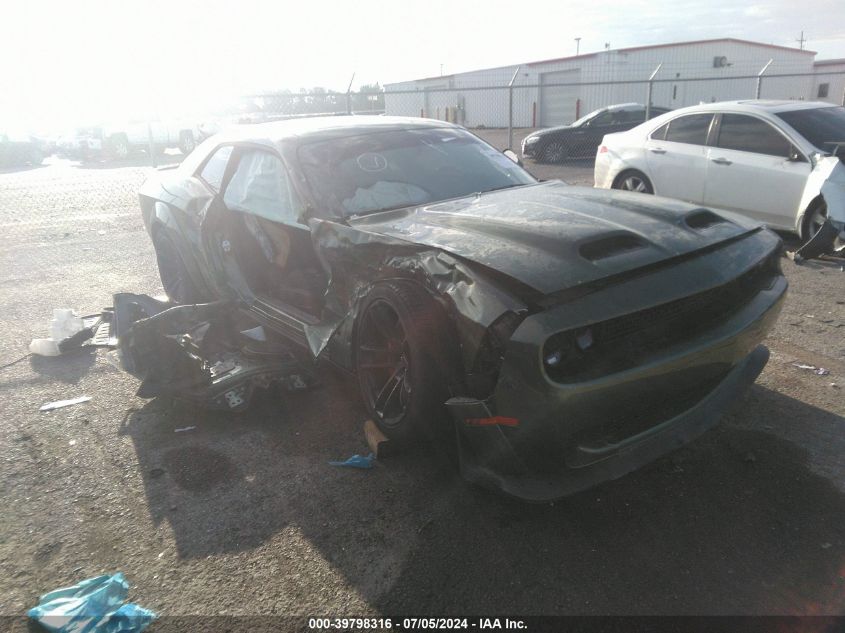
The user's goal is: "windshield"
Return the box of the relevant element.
[297,128,536,217]
[775,106,845,153]
[570,108,604,127]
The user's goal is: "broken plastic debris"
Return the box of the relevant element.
[792,363,830,375]
[27,572,155,633]
[40,396,91,411]
[174,426,196,433]
[30,309,86,356]
[29,338,61,357]
[329,453,375,469]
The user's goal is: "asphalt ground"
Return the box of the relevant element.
[0,138,843,627]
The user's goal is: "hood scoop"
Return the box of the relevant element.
[685,210,726,230]
[579,233,646,261]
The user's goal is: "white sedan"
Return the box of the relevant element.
[594,100,845,240]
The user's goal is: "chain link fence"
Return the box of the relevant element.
[1,65,844,257]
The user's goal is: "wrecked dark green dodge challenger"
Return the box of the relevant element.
[122,116,786,501]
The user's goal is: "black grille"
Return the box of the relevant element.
[544,257,778,383]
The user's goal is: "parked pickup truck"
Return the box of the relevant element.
[57,119,202,160]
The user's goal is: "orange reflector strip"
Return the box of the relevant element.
[465,416,519,427]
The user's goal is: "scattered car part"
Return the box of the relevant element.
[39,396,92,412]
[112,293,312,411]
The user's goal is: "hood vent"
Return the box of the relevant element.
[579,233,646,261]
[686,210,725,230]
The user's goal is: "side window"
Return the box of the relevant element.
[650,122,669,140]
[199,146,233,190]
[591,111,615,127]
[223,150,303,226]
[716,114,792,157]
[616,109,643,124]
[664,114,713,145]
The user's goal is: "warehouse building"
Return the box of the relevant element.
[813,58,845,105]
[384,38,827,128]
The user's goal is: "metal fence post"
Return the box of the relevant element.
[346,72,356,114]
[507,65,521,150]
[147,120,156,168]
[645,63,662,120]
[756,59,773,99]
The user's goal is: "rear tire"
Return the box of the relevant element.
[355,282,453,445]
[153,231,204,304]
[613,170,654,194]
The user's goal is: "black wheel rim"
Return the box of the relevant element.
[358,299,411,427]
[545,142,566,162]
[620,174,650,193]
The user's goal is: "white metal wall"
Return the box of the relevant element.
[812,62,845,105]
[385,40,819,128]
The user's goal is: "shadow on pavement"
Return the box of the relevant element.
[122,376,845,614]
[29,348,97,384]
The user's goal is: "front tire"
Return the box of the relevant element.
[355,282,453,445]
[540,140,568,163]
[108,135,130,160]
[153,231,204,304]
[802,198,844,250]
[179,131,196,155]
[613,170,654,194]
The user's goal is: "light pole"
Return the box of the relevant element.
[575,37,581,56]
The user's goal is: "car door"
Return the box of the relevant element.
[702,113,811,230]
[644,113,714,201]
[204,147,316,313]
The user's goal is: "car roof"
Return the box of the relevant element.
[212,115,460,147]
[664,99,838,115]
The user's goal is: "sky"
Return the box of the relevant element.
[2,0,844,132]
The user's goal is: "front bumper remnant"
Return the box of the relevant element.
[448,345,769,502]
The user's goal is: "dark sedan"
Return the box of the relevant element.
[122,115,785,500]
[522,103,671,162]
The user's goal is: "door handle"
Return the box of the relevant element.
[711,157,732,165]
[649,147,666,154]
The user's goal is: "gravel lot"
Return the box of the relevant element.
[0,145,844,627]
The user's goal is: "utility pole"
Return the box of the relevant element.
[575,37,581,56]
[796,30,806,50]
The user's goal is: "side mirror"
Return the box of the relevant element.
[503,149,523,167]
[787,147,806,163]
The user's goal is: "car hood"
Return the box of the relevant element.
[351,182,760,296]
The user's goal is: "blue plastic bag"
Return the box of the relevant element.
[329,453,375,469]
[27,572,155,633]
